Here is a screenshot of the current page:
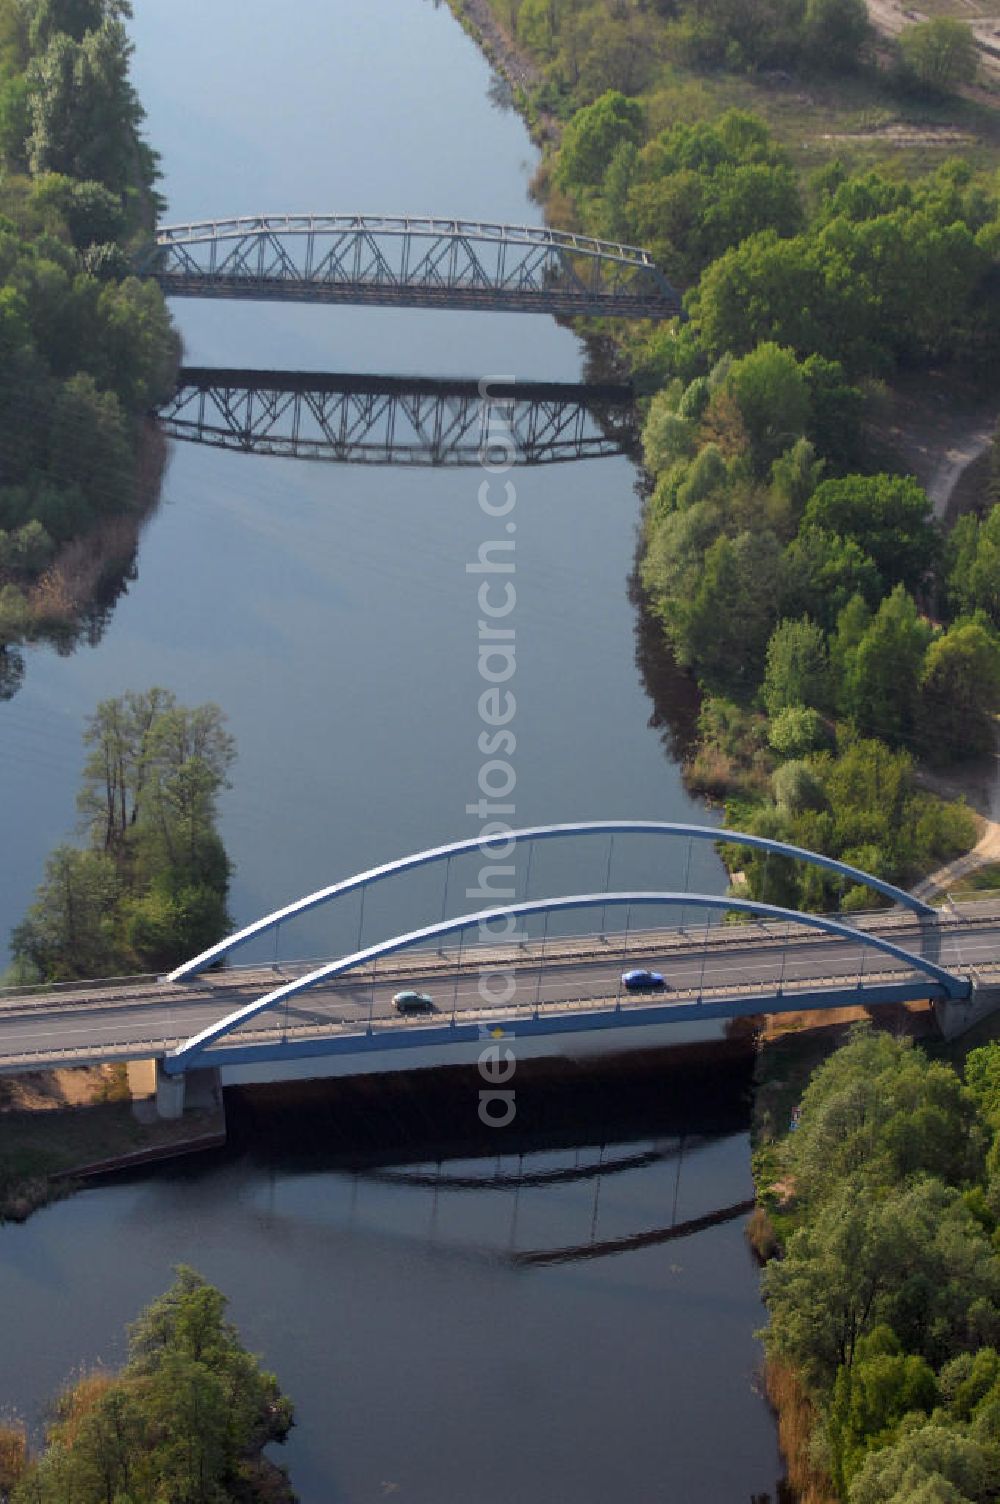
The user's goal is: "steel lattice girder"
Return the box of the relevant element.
[139,214,683,319]
[157,368,635,466]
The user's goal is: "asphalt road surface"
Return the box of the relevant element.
[2,901,998,1069]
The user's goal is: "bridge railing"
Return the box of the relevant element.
[164,890,967,1071]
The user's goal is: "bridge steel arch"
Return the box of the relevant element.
[141,214,683,320]
[167,820,936,984]
[164,890,966,1073]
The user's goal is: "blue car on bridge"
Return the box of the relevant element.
[622,969,666,992]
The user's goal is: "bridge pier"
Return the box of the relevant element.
[155,1062,186,1120]
[934,982,1000,1041]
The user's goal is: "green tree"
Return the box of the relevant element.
[773,758,826,813]
[802,474,938,594]
[14,1268,294,1503]
[802,0,871,69]
[556,90,644,192]
[26,20,143,194]
[919,621,1000,763]
[768,704,827,758]
[786,1028,984,1207]
[839,586,931,742]
[10,844,124,979]
[681,529,785,695]
[762,617,830,715]
[946,507,1000,627]
[641,388,695,474]
[783,528,883,629]
[848,1419,1000,1504]
[764,1178,1000,1391]
[725,343,811,473]
[829,1328,938,1494]
[900,17,979,93]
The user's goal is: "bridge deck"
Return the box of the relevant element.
[1,900,996,1074]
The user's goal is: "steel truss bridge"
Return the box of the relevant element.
[158,368,634,467]
[2,823,998,1104]
[140,215,682,320]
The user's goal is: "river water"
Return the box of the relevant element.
[0,1,784,1497]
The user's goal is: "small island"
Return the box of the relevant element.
[0,1267,295,1502]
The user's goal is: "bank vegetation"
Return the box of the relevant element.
[0,0,178,695]
[462,0,1000,907]
[0,1267,296,1502]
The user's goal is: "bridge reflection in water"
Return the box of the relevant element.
[360,1140,754,1268]
[157,368,635,467]
[231,1052,758,1273]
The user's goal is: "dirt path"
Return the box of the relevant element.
[912,817,1000,899]
[913,732,1000,900]
[926,418,996,519]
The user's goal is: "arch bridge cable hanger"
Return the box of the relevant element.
[138,215,684,320]
[166,890,966,1071]
[167,819,936,983]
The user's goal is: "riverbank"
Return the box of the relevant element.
[749,1004,1000,1500]
[0,1064,225,1223]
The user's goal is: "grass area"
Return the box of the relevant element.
[651,62,1000,175]
[475,0,1000,174]
[0,1085,224,1222]
[949,861,1000,896]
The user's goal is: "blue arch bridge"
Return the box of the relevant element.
[1,822,998,1116]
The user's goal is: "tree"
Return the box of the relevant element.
[78,686,176,851]
[770,438,823,525]
[769,704,827,758]
[803,474,938,594]
[783,528,882,630]
[641,388,695,474]
[14,1268,294,1503]
[900,18,978,94]
[10,844,124,979]
[773,758,826,813]
[24,0,131,50]
[802,0,871,70]
[786,1028,984,1208]
[763,1178,1000,1392]
[139,701,236,879]
[556,90,644,192]
[762,618,830,715]
[829,1328,938,1494]
[681,529,785,695]
[839,586,931,742]
[725,343,811,474]
[946,507,1000,628]
[26,20,143,194]
[848,1420,1000,1504]
[919,621,1000,763]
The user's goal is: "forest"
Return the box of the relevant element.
[758,1028,1000,1504]
[0,0,177,675]
[481,0,1000,909]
